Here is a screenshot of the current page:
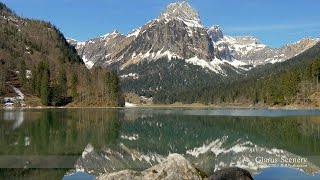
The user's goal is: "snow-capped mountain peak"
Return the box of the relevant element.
[100,29,121,39]
[232,36,263,45]
[127,28,141,38]
[157,1,203,28]
[68,1,320,75]
[208,25,224,42]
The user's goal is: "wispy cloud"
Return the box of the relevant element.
[224,22,320,32]
[288,28,320,35]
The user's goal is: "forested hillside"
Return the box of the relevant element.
[119,41,320,106]
[0,3,124,107]
[153,42,320,105]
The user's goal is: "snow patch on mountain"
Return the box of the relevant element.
[76,42,85,50]
[127,28,141,38]
[100,30,119,39]
[66,1,320,77]
[157,1,203,28]
[227,36,266,55]
[121,49,181,70]
[82,55,94,69]
[226,59,248,68]
[185,56,226,75]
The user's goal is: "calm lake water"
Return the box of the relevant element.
[0,108,320,179]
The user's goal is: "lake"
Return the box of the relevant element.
[0,108,320,179]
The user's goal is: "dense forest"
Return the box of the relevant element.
[120,57,233,103]
[0,3,124,107]
[171,42,320,105]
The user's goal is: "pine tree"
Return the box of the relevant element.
[31,65,37,94]
[58,67,67,104]
[40,62,50,105]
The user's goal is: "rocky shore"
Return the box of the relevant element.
[97,154,253,180]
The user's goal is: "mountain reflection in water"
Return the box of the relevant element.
[0,108,319,179]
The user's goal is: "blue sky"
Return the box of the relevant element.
[2,0,320,47]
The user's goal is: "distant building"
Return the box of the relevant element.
[3,97,16,103]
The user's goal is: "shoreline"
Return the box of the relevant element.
[1,103,319,110]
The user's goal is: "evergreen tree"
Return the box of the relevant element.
[311,60,320,78]
[51,83,62,106]
[40,62,50,105]
[31,65,37,94]
[58,67,67,104]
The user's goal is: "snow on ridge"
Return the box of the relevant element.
[157,1,203,28]
[100,33,110,39]
[67,38,77,42]
[77,42,85,47]
[161,50,180,60]
[223,36,267,56]
[126,49,246,75]
[158,16,203,28]
[130,49,181,63]
[127,28,141,38]
[177,17,203,28]
[111,30,119,35]
[100,30,121,39]
[185,56,226,75]
[78,42,85,45]
[291,36,317,45]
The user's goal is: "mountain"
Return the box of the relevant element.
[67,1,320,105]
[209,25,320,65]
[0,2,124,107]
[72,139,320,177]
[164,42,320,105]
[68,1,238,74]
[68,1,319,73]
[68,30,126,69]
[68,112,320,177]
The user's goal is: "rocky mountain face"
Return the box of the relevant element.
[69,1,221,72]
[68,1,319,74]
[68,30,125,69]
[209,25,320,65]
